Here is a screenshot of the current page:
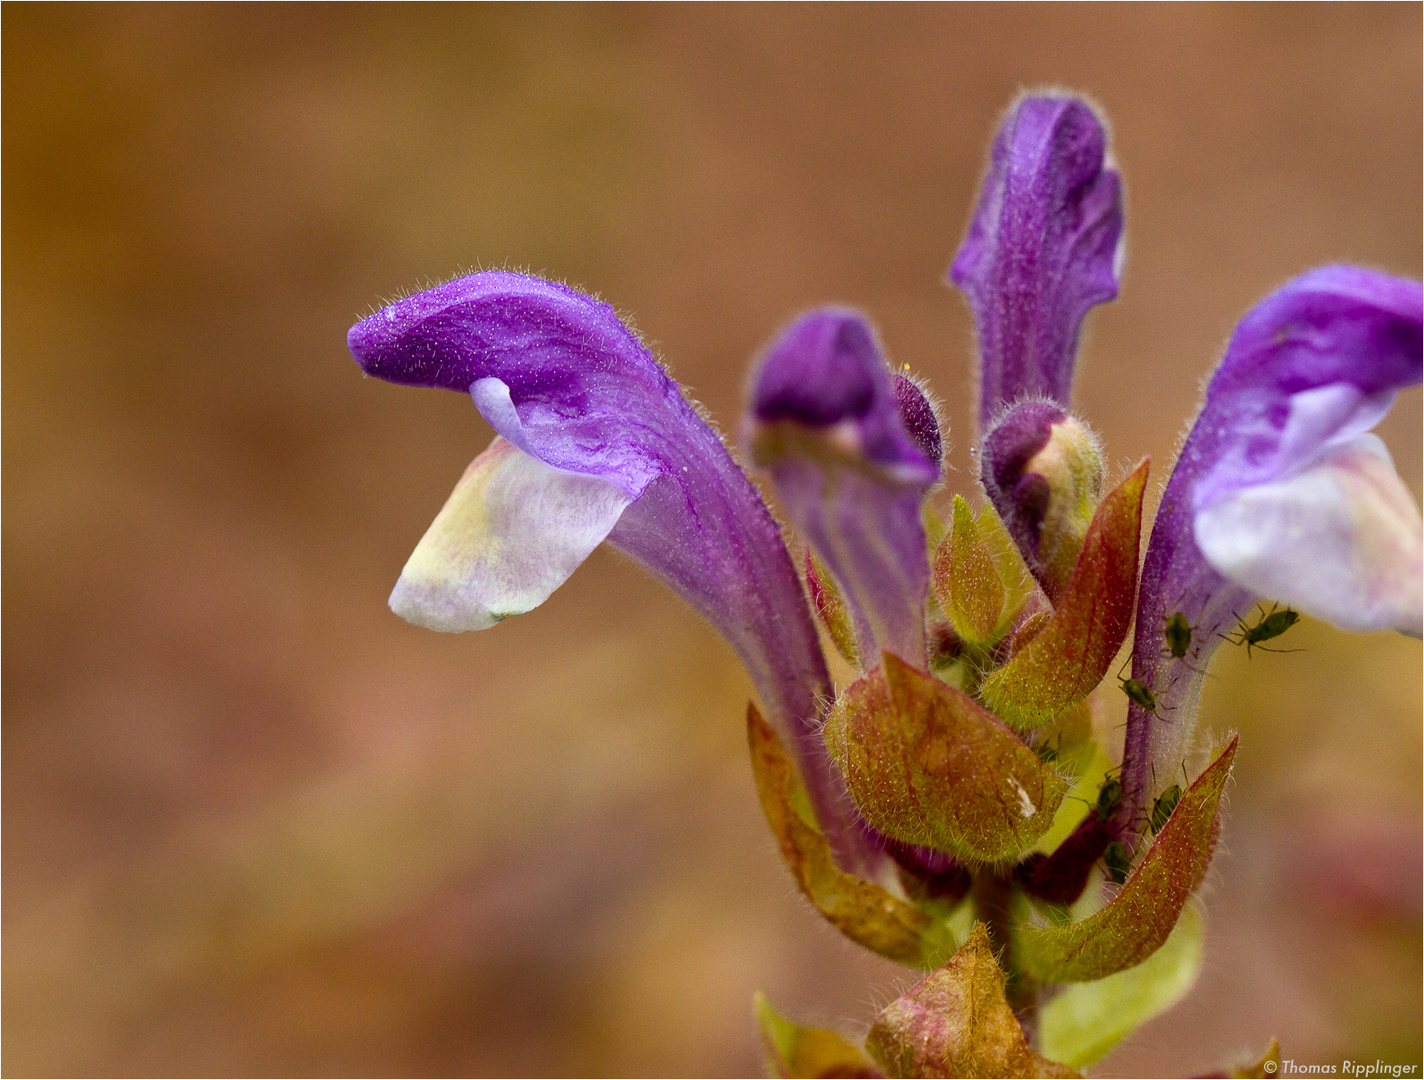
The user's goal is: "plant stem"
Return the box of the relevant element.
[972,867,1039,1047]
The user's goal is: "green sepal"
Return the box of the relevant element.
[932,495,1007,647]
[804,550,860,668]
[1015,734,1238,982]
[974,502,1035,631]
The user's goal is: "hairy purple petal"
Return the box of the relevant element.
[1121,266,1423,822]
[951,93,1124,431]
[349,272,881,875]
[893,373,945,470]
[746,310,939,667]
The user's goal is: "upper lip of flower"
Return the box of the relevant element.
[949,92,1124,429]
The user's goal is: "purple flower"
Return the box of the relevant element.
[349,90,1421,928]
[347,272,885,876]
[1118,266,1422,815]
[744,310,941,667]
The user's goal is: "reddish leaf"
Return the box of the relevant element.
[1016,735,1238,982]
[748,702,950,967]
[823,655,1068,864]
[979,461,1148,730]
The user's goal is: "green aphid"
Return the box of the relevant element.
[1094,775,1122,822]
[1163,611,1195,660]
[1103,841,1132,885]
[1226,605,1301,657]
[1148,784,1183,834]
[1118,673,1158,713]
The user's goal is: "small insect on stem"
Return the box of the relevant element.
[1094,774,1123,822]
[1163,611,1195,660]
[1116,660,1163,715]
[1160,610,1210,675]
[1148,784,1182,834]
[1140,761,1189,835]
[1224,604,1301,658]
[1103,841,1132,885]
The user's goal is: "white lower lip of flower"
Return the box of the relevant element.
[390,435,632,632]
[1194,433,1423,636]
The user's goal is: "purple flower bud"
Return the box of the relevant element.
[893,372,945,471]
[980,400,1104,603]
[951,94,1123,430]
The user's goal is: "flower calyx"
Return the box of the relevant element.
[932,495,1009,650]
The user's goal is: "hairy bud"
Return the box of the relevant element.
[981,402,1104,603]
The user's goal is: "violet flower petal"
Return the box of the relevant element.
[1121,266,1423,820]
[950,93,1123,431]
[746,310,940,667]
[349,272,881,876]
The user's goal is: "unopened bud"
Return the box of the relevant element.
[980,402,1104,604]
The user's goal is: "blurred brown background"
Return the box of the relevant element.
[4,4,1420,1077]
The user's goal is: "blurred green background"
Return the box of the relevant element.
[4,5,1420,1076]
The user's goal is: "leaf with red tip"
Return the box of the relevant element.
[748,703,954,968]
[979,461,1148,730]
[1015,735,1238,982]
[866,924,1079,1079]
[823,655,1069,864]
